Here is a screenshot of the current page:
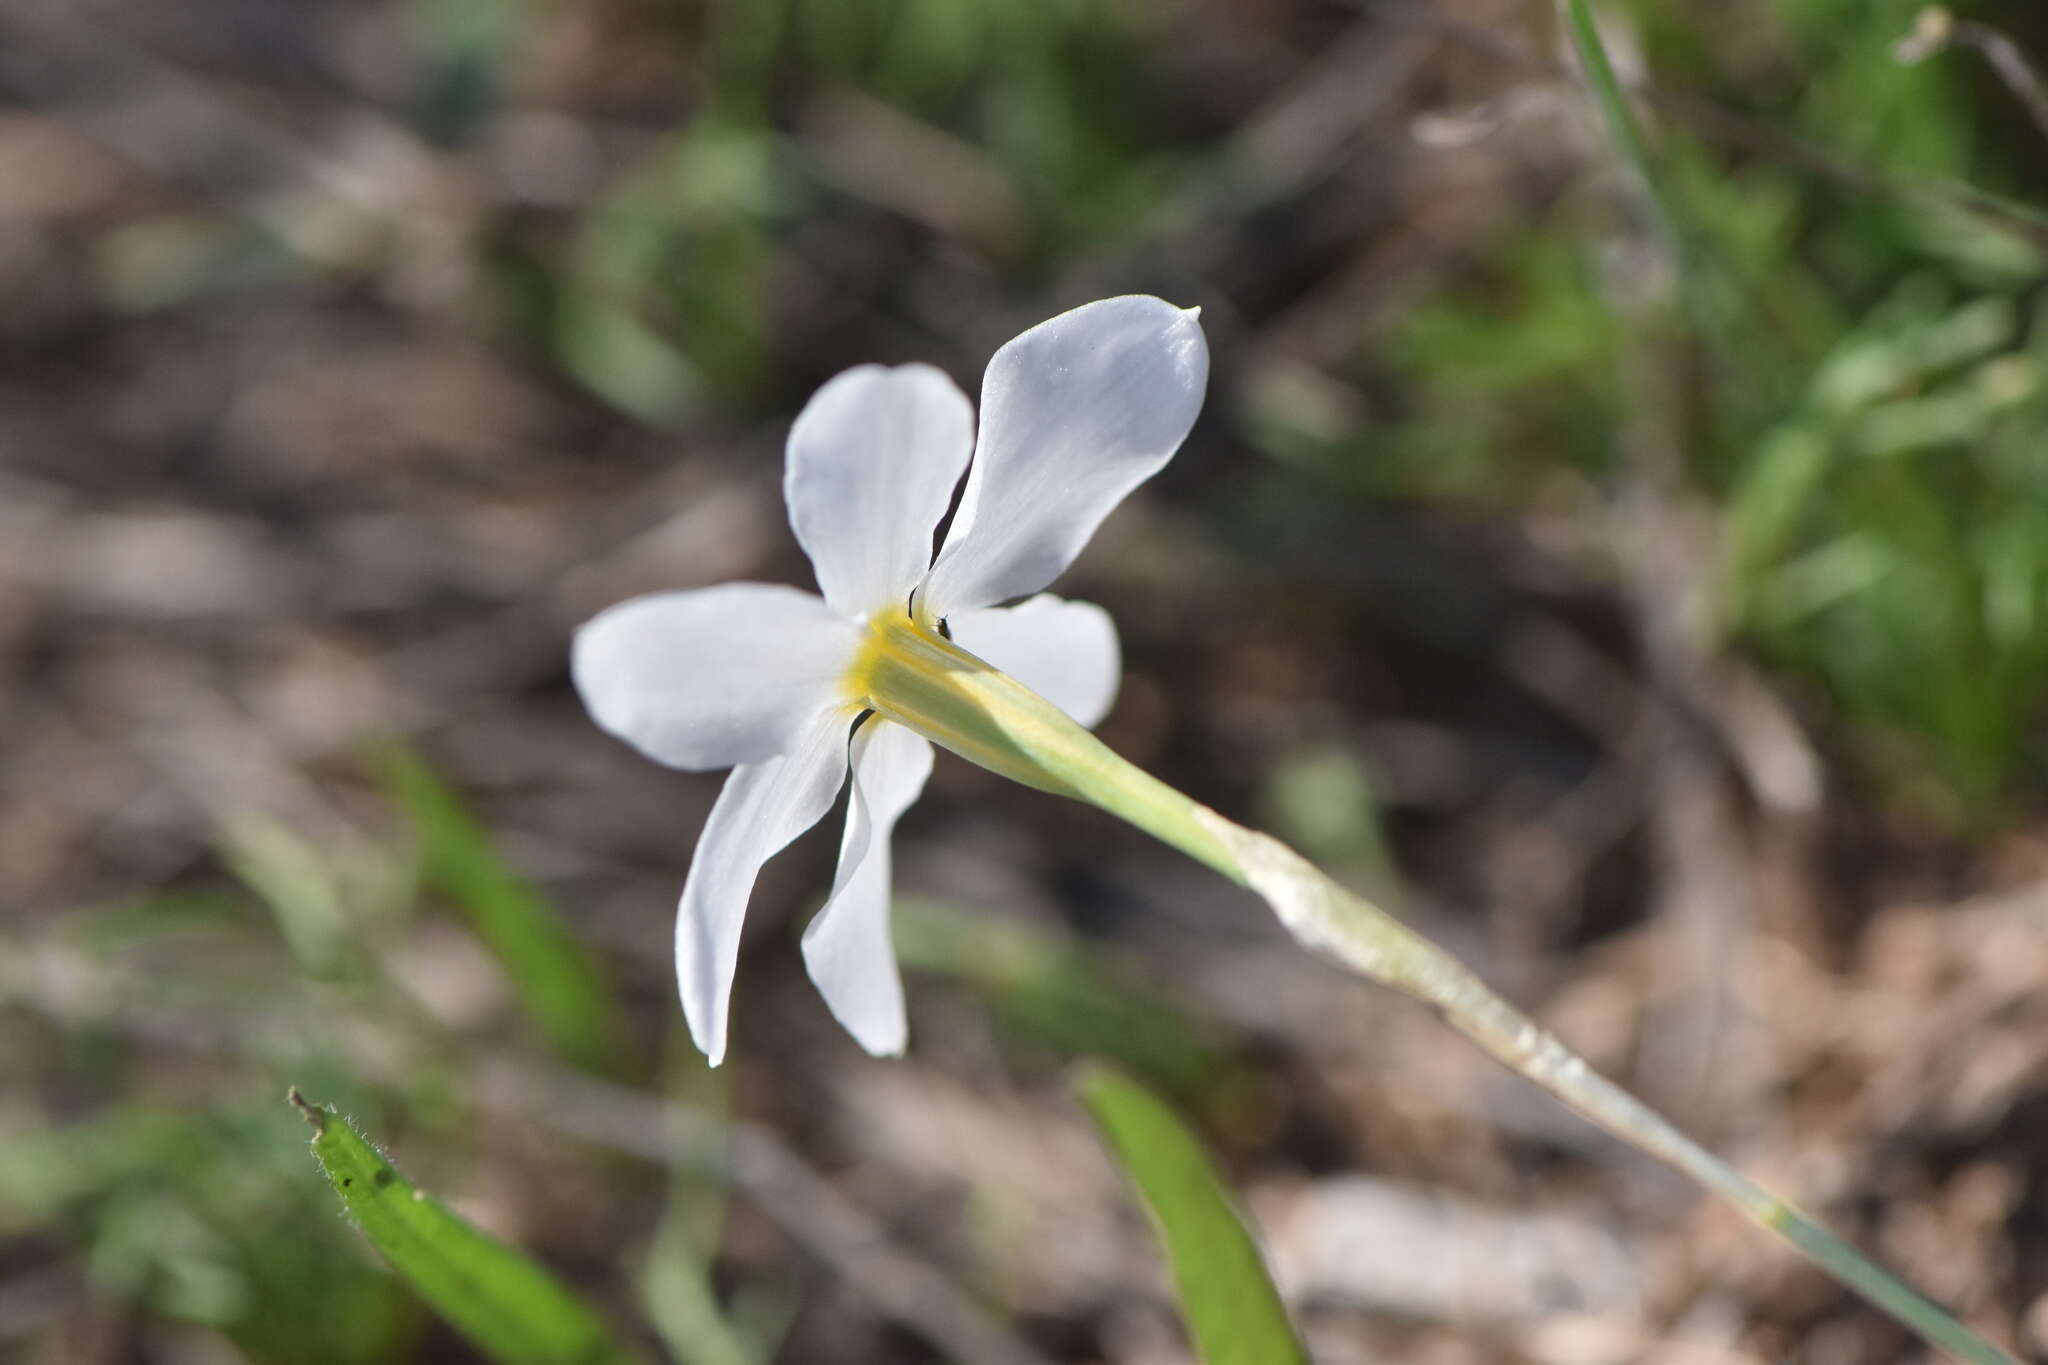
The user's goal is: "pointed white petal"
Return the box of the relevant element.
[946,594,1121,729]
[573,583,859,771]
[800,720,932,1056]
[677,710,852,1065]
[921,296,1207,616]
[786,363,975,620]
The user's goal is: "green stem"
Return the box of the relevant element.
[1127,774,2014,1365]
[862,627,2015,1363]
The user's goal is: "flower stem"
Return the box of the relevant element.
[869,628,2014,1362]
[1119,772,2015,1364]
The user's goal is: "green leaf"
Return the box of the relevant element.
[370,743,623,1073]
[292,1089,640,1365]
[1073,1064,1309,1365]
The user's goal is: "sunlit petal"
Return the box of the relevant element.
[946,594,1121,729]
[786,363,975,620]
[921,296,1207,616]
[572,584,859,771]
[677,710,853,1065]
[801,720,933,1057]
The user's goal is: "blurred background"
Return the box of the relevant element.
[6,0,2048,1361]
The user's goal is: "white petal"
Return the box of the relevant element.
[677,710,852,1065]
[785,363,975,620]
[946,594,1121,729]
[801,720,933,1057]
[573,583,860,772]
[920,296,1208,616]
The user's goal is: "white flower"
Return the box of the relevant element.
[573,296,1208,1064]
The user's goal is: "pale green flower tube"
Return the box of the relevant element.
[850,610,1237,876]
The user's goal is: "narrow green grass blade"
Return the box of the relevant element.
[1557,0,1735,367]
[370,743,623,1072]
[292,1089,639,1365]
[1074,1064,1309,1365]
[1561,0,1677,256]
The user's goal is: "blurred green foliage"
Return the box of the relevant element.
[1257,1,2048,821]
[10,746,1251,1360]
